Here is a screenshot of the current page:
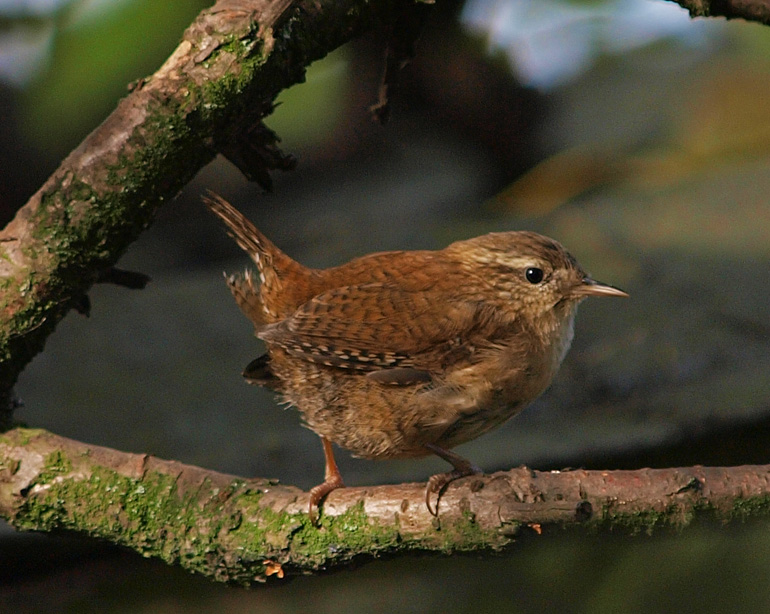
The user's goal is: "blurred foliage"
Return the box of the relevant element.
[10,0,350,163]
[20,0,209,156]
[263,47,351,153]
[461,0,718,88]
[491,37,770,214]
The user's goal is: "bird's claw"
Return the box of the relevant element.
[308,475,345,526]
[424,465,483,517]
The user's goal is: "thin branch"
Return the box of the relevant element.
[667,0,770,25]
[2,428,770,584]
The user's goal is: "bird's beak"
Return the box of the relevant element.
[572,277,628,298]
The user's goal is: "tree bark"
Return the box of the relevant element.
[2,428,770,584]
[0,0,411,423]
[668,0,770,25]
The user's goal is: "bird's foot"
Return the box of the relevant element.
[308,474,345,525]
[308,436,345,525]
[424,443,483,516]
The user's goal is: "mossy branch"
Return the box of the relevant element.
[2,427,770,584]
[0,0,406,422]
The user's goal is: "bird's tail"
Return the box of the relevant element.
[204,192,312,323]
[203,192,292,272]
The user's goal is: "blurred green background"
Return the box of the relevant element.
[2,0,770,611]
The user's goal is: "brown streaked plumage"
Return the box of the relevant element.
[205,193,627,518]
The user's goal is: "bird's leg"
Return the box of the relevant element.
[424,443,483,516]
[308,437,345,524]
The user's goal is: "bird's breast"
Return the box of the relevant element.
[412,311,578,449]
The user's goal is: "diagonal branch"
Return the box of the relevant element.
[0,0,411,423]
[2,428,770,584]
[3,0,770,418]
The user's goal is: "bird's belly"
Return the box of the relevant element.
[409,330,571,451]
[269,343,560,460]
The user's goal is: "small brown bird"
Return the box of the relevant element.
[205,194,627,518]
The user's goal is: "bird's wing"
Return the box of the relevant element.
[258,283,499,380]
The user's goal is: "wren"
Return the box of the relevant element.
[205,194,627,518]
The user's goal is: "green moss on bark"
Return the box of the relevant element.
[597,504,686,536]
[15,462,243,574]
[730,495,770,521]
[1,0,404,419]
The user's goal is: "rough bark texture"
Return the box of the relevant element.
[2,428,770,584]
[0,0,406,424]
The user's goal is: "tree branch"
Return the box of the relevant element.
[4,0,770,584]
[0,0,409,423]
[1,427,769,584]
[667,0,770,25]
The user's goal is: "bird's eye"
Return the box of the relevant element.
[525,267,544,284]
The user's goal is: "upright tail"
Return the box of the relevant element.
[204,192,314,324]
[203,192,288,273]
